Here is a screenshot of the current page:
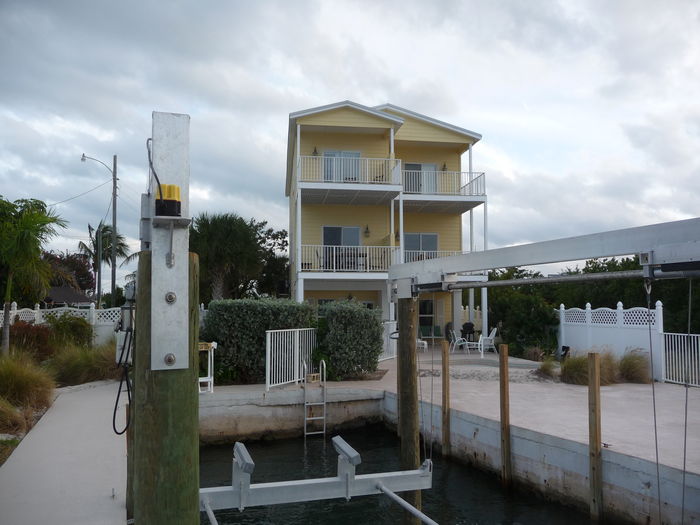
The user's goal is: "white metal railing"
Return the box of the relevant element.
[7,302,120,327]
[664,333,700,387]
[404,250,461,263]
[402,171,486,196]
[265,328,316,391]
[298,156,401,185]
[301,245,399,272]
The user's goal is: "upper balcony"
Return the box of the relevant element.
[401,170,486,213]
[297,155,403,205]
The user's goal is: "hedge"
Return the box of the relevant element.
[317,301,383,380]
[202,298,315,384]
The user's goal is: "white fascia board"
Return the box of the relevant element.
[300,182,403,193]
[402,193,485,203]
[300,272,389,281]
[388,217,700,284]
[374,103,482,142]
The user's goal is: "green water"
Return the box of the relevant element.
[200,424,591,524]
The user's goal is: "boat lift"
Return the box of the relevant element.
[199,436,436,525]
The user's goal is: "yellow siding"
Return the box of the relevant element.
[301,131,389,159]
[402,212,462,252]
[302,204,391,246]
[395,144,462,172]
[305,290,380,305]
[298,107,394,129]
[384,110,472,145]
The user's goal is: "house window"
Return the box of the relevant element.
[323,226,360,247]
[324,151,361,182]
[404,232,438,262]
[404,163,437,193]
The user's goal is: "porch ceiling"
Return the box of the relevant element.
[402,195,485,213]
[300,183,401,205]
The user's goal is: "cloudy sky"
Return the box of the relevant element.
[1,0,699,287]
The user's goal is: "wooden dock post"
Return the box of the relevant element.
[588,352,603,520]
[398,297,420,523]
[441,339,450,456]
[499,344,512,489]
[133,252,200,524]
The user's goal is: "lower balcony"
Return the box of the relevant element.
[404,250,461,263]
[301,245,398,273]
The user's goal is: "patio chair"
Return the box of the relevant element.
[416,338,428,352]
[449,330,470,354]
[481,327,498,354]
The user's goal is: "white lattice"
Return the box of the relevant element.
[44,307,89,320]
[564,309,586,323]
[96,308,121,325]
[623,308,655,326]
[15,309,36,323]
[591,308,616,325]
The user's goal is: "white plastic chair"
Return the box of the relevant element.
[416,339,428,352]
[449,330,469,354]
[481,328,497,355]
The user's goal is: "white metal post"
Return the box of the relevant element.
[468,143,475,321]
[399,193,404,263]
[390,199,395,247]
[265,331,271,392]
[390,128,394,158]
[481,199,489,336]
[294,329,300,383]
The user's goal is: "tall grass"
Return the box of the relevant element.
[619,352,651,383]
[47,342,120,387]
[0,396,26,435]
[560,355,588,385]
[0,355,55,409]
[537,357,558,379]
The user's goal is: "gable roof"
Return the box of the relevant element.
[374,103,482,142]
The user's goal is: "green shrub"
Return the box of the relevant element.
[204,299,315,384]
[0,396,26,435]
[47,342,120,386]
[8,321,58,361]
[619,351,651,383]
[317,301,383,380]
[45,314,93,348]
[560,354,588,385]
[0,355,54,409]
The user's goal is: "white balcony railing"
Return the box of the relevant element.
[298,156,401,185]
[301,245,399,272]
[404,250,461,263]
[402,171,486,196]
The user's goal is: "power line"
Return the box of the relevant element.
[48,178,112,206]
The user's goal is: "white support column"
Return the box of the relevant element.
[295,189,303,303]
[481,198,489,336]
[399,193,404,263]
[390,198,395,247]
[468,143,475,322]
[296,277,304,303]
[390,128,394,158]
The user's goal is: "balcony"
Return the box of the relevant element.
[401,171,486,213]
[297,156,402,205]
[404,250,461,263]
[301,245,398,273]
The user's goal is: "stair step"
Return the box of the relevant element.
[306,416,325,421]
[305,430,325,435]
[305,402,325,406]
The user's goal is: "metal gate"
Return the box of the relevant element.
[265,328,316,391]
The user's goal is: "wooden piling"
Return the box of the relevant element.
[125,402,133,520]
[133,252,200,524]
[441,340,450,456]
[588,352,603,520]
[398,297,420,524]
[499,344,512,489]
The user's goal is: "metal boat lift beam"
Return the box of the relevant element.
[200,436,434,516]
[388,217,700,296]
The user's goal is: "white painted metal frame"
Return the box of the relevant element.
[199,436,433,513]
[265,328,316,391]
[663,333,700,386]
[198,342,216,393]
[149,112,191,370]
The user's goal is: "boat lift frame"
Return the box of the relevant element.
[200,436,434,523]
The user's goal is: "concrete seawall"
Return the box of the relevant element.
[381,392,700,525]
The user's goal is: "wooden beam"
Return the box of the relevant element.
[499,344,512,488]
[398,298,420,524]
[133,252,200,524]
[588,352,603,520]
[441,340,450,456]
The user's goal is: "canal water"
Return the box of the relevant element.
[200,424,591,524]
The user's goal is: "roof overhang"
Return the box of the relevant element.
[374,103,482,143]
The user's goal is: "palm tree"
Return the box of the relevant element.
[78,222,136,302]
[1,196,66,355]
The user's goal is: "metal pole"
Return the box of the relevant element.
[377,483,438,525]
[96,225,102,307]
[111,155,118,306]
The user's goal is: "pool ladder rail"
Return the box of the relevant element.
[302,359,327,437]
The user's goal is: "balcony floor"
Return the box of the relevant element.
[402,193,485,213]
[300,182,402,205]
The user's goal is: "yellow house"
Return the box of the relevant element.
[285,101,488,352]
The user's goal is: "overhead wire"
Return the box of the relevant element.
[48,178,111,206]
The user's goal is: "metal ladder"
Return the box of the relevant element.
[303,359,326,437]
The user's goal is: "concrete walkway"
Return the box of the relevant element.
[0,381,127,525]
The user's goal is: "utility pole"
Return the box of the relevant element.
[111,154,118,307]
[96,225,102,307]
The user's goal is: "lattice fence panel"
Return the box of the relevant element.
[97,308,121,325]
[564,309,586,323]
[591,309,616,325]
[623,308,655,326]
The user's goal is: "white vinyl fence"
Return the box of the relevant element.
[265,328,316,391]
[558,301,665,381]
[664,333,700,387]
[8,302,121,345]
